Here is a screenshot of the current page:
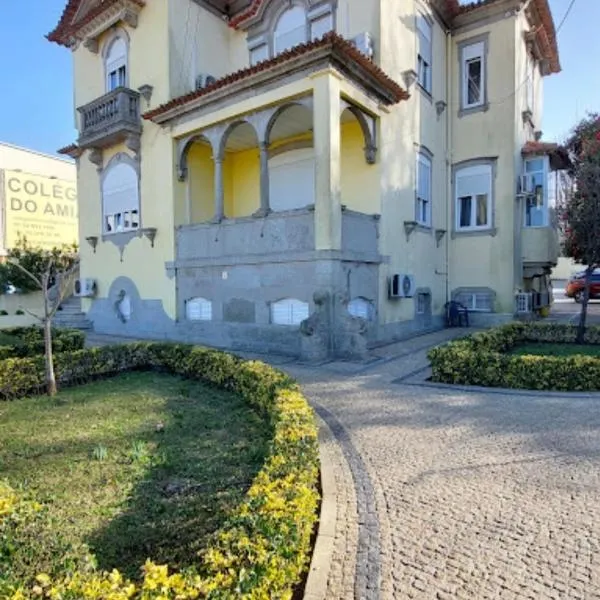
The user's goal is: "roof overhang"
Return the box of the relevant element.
[143,33,408,125]
[48,0,145,48]
[522,141,571,171]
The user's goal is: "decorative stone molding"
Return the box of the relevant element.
[404,220,418,241]
[75,0,144,52]
[435,228,447,247]
[88,148,103,170]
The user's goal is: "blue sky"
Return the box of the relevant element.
[0,0,596,156]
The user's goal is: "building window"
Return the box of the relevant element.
[105,36,128,91]
[454,291,493,312]
[274,6,307,55]
[271,298,309,325]
[461,41,485,109]
[186,297,212,321]
[269,148,315,212]
[416,151,432,226]
[416,13,432,93]
[416,292,428,315]
[526,54,535,111]
[102,159,140,234]
[348,297,373,320]
[250,43,269,66]
[455,163,492,231]
[311,11,332,40]
[523,157,547,227]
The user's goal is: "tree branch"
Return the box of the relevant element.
[7,259,42,289]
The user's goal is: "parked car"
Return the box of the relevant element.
[565,269,600,302]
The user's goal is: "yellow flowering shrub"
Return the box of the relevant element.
[0,344,320,599]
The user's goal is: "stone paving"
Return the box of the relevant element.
[86,328,600,598]
[285,331,600,600]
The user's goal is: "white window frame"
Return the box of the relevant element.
[523,157,548,228]
[526,53,535,112]
[456,292,492,312]
[310,11,332,40]
[270,298,309,326]
[461,41,485,109]
[249,43,269,66]
[104,35,128,92]
[273,6,307,55]
[416,151,432,226]
[186,297,213,321]
[416,13,432,94]
[455,163,492,231]
[102,159,140,235]
[416,293,428,315]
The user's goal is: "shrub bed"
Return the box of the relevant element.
[428,322,600,391]
[0,343,320,599]
[0,326,85,360]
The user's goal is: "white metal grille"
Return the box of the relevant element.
[516,292,533,314]
[186,297,212,321]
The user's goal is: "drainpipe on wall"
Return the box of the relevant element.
[444,26,452,305]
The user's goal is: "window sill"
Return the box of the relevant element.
[414,222,433,232]
[457,102,489,118]
[451,227,497,238]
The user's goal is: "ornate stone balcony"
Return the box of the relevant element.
[77,87,141,151]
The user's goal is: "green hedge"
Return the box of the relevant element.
[0,343,320,599]
[428,322,600,391]
[0,326,85,361]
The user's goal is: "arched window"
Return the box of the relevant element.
[186,297,213,321]
[348,297,373,320]
[268,147,315,212]
[102,158,139,233]
[271,298,309,326]
[105,35,128,91]
[274,6,307,54]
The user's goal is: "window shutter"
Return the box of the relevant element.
[271,299,309,325]
[102,162,139,232]
[417,15,432,64]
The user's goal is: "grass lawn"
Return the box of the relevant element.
[510,342,600,358]
[0,372,271,581]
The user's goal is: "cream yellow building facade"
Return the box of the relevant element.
[52,0,562,359]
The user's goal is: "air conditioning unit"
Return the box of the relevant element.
[351,32,374,60]
[74,278,97,298]
[389,274,416,299]
[195,73,217,90]
[519,174,536,195]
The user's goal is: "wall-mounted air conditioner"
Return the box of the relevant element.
[351,32,374,60]
[389,274,416,299]
[74,278,97,298]
[195,73,217,90]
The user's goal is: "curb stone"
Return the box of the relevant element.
[303,414,338,600]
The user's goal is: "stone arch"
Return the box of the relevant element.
[217,118,258,158]
[265,99,313,145]
[340,101,377,164]
[177,133,211,181]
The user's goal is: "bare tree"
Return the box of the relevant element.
[1,240,79,395]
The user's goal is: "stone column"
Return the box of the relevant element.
[254,141,271,217]
[185,177,192,225]
[213,156,225,223]
[313,74,342,250]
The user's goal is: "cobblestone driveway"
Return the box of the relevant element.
[289,334,600,600]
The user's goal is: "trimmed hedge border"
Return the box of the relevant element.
[0,326,85,360]
[0,343,320,599]
[428,322,600,391]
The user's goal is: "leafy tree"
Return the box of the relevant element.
[561,113,600,342]
[0,237,79,395]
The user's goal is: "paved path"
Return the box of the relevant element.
[286,331,600,600]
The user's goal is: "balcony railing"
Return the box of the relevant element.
[77,87,141,149]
